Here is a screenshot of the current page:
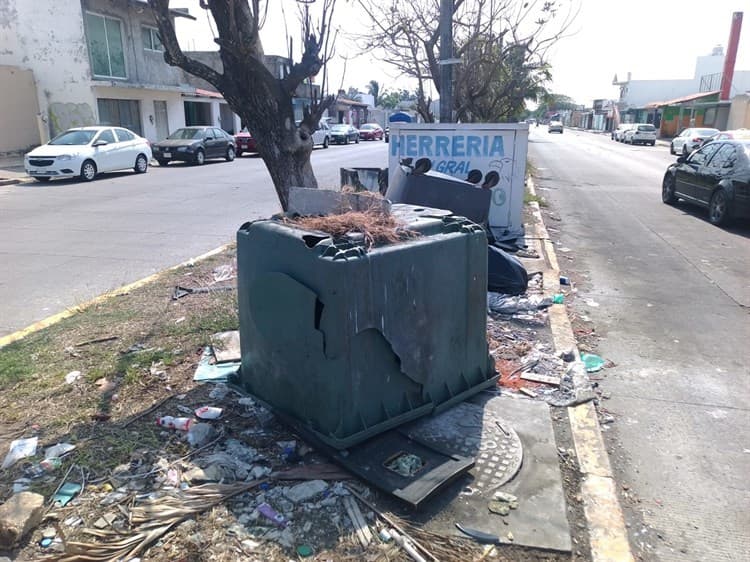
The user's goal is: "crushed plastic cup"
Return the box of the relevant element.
[581,353,606,373]
[156,416,192,431]
[40,458,62,472]
[195,406,223,420]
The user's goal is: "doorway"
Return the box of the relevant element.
[153,100,169,139]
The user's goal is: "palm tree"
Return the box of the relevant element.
[367,80,380,107]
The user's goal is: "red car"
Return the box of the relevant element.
[359,123,384,141]
[234,129,257,156]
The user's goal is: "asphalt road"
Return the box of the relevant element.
[0,140,389,336]
[529,128,750,560]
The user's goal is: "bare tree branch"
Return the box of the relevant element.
[149,0,225,88]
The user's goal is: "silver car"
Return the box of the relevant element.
[670,127,720,156]
[548,120,563,134]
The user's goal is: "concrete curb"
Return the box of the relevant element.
[526,178,634,562]
[0,243,233,349]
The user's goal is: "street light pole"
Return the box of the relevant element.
[439,0,453,123]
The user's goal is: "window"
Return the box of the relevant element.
[95,129,116,144]
[707,144,737,169]
[97,99,142,136]
[142,27,164,52]
[688,143,719,166]
[85,13,126,78]
[114,128,135,141]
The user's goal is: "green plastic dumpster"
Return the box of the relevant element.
[234,204,496,449]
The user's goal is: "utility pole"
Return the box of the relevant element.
[439,0,453,123]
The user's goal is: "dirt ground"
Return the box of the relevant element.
[0,237,591,562]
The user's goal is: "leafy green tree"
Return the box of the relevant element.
[367,80,380,106]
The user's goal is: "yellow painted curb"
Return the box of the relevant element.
[526,176,634,561]
[0,243,233,349]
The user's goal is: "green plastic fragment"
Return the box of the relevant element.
[297,545,314,557]
[552,293,564,304]
[581,353,606,373]
[53,482,82,507]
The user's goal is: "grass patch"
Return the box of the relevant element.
[526,157,537,178]
[524,191,547,207]
[0,248,239,499]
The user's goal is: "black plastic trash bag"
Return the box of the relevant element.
[487,245,528,295]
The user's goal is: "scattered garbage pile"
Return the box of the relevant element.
[487,269,608,407]
[0,378,489,561]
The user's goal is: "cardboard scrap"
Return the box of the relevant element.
[210,331,241,363]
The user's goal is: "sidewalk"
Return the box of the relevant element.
[0,155,31,186]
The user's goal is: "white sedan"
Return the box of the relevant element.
[25,126,152,182]
[669,127,719,156]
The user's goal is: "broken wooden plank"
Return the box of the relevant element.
[519,387,538,398]
[342,495,373,548]
[520,372,560,386]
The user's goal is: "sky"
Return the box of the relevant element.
[170,0,749,106]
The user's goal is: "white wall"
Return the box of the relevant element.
[621,54,750,108]
[0,0,96,136]
[693,54,725,79]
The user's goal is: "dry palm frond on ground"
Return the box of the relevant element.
[44,481,264,562]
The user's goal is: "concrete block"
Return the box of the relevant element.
[288,187,391,216]
[0,491,45,548]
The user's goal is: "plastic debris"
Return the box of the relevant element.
[64,371,82,384]
[487,293,553,314]
[53,482,81,507]
[45,443,75,459]
[193,348,240,383]
[195,406,223,420]
[156,416,192,431]
[296,545,314,558]
[2,437,38,469]
[213,264,235,282]
[257,502,287,527]
[552,293,564,304]
[487,246,529,295]
[379,528,393,542]
[385,453,424,477]
[581,353,606,373]
[559,275,571,285]
[39,458,62,472]
[187,423,217,447]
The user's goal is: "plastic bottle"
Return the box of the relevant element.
[156,416,192,431]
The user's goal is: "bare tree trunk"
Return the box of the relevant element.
[149,0,336,211]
